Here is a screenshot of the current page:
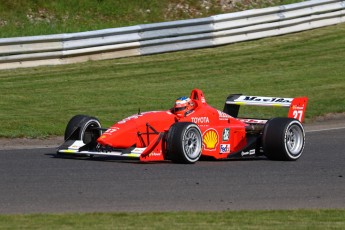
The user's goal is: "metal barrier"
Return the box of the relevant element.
[0,0,344,69]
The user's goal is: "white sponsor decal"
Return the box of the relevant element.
[239,119,267,124]
[292,105,305,110]
[218,110,232,120]
[118,114,142,124]
[222,128,230,141]
[201,96,206,104]
[68,140,85,150]
[220,144,230,154]
[191,117,209,124]
[241,149,256,156]
[104,127,120,134]
[149,152,162,157]
[131,148,146,154]
[236,96,292,104]
[118,111,161,124]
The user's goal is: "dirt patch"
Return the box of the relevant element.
[0,136,63,150]
[311,112,345,122]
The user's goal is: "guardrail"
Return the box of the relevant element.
[0,0,344,70]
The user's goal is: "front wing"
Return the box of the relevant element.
[58,140,142,158]
[57,136,166,162]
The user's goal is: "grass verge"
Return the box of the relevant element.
[0,23,345,138]
[0,210,345,229]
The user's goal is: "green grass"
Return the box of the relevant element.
[1,22,345,138]
[0,210,344,229]
[0,0,303,37]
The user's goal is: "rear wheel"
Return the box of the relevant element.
[166,122,202,164]
[262,118,305,161]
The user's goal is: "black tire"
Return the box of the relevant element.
[262,118,305,161]
[166,122,202,164]
[64,115,102,145]
[64,115,86,141]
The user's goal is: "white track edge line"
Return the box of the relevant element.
[306,126,345,133]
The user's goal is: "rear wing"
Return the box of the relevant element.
[223,94,308,123]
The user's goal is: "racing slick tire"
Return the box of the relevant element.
[166,122,202,164]
[64,115,102,146]
[262,118,305,161]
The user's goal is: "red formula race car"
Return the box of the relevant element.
[58,89,308,163]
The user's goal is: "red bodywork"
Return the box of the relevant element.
[97,89,248,162]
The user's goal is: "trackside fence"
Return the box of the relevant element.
[0,0,344,69]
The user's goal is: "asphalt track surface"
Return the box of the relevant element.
[0,127,344,214]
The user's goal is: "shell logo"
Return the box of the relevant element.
[203,129,218,150]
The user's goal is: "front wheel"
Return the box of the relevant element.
[64,115,102,146]
[166,122,202,164]
[262,118,305,161]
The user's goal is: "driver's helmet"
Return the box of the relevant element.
[173,96,194,117]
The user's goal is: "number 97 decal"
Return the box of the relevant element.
[293,110,303,122]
